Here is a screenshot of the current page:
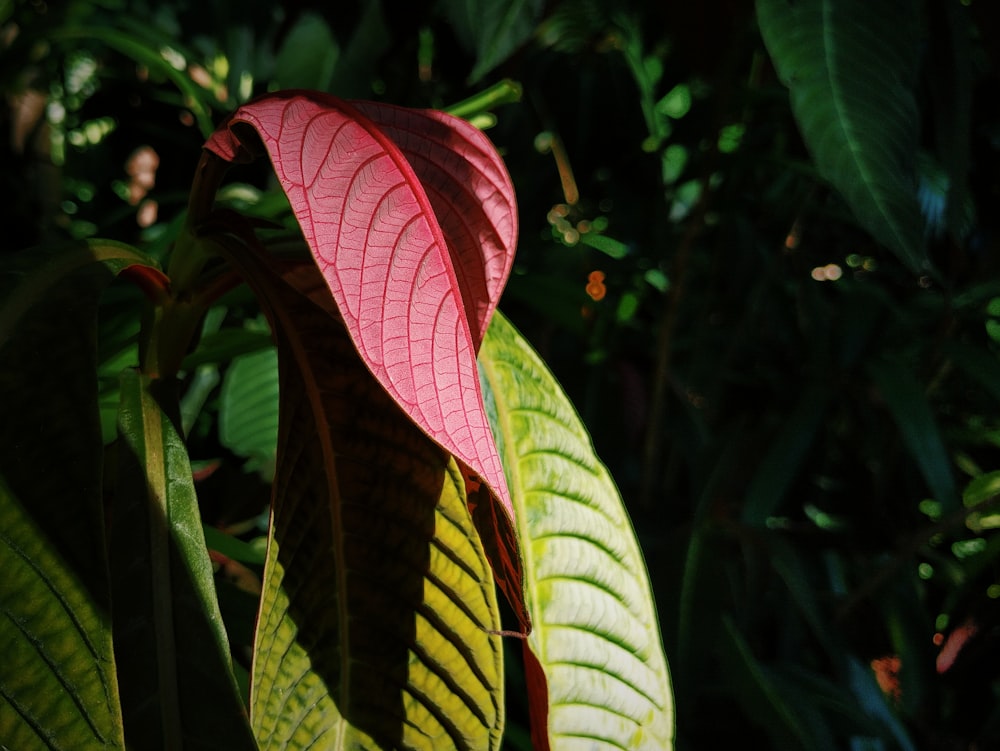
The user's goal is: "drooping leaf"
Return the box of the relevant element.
[0,240,161,749]
[111,371,257,750]
[442,0,545,82]
[756,0,926,270]
[222,247,505,750]
[203,90,526,628]
[478,312,673,751]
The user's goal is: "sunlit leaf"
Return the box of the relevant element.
[204,90,526,627]
[111,371,256,749]
[756,0,926,270]
[479,312,673,751]
[222,249,505,750]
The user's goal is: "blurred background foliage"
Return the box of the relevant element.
[5,0,1000,748]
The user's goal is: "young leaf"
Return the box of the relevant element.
[0,240,161,749]
[222,249,505,750]
[203,90,526,628]
[479,312,674,751]
[111,371,257,749]
[756,0,926,271]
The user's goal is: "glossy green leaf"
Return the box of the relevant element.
[0,240,159,749]
[224,251,505,750]
[868,359,957,511]
[479,312,673,751]
[111,371,256,749]
[443,0,544,82]
[756,0,926,270]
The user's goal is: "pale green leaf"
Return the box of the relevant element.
[756,0,926,270]
[479,312,673,751]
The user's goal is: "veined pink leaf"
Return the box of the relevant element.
[351,101,517,348]
[204,91,527,628]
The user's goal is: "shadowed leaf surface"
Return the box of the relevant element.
[111,371,256,750]
[223,248,505,751]
[0,241,158,749]
[479,313,673,751]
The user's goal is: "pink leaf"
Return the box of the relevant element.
[204,91,527,626]
[351,101,517,348]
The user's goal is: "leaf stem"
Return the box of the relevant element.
[446,79,523,119]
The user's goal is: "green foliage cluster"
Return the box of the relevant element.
[4,0,1000,749]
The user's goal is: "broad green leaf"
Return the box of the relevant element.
[756,0,926,270]
[0,239,158,749]
[867,359,957,511]
[479,312,673,751]
[111,371,256,749]
[225,252,505,750]
[181,328,274,370]
[219,346,280,477]
[442,0,545,82]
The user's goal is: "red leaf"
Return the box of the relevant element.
[204,91,528,628]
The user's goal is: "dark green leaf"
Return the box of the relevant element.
[272,12,338,92]
[756,0,926,270]
[867,359,957,511]
[0,239,158,749]
[443,0,544,82]
[742,384,829,526]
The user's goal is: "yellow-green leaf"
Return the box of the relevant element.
[479,312,674,750]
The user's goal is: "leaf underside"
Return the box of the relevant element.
[756,0,926,270]
[226,249,504,751]
[479,313,674,751]
[204,91,528,631]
